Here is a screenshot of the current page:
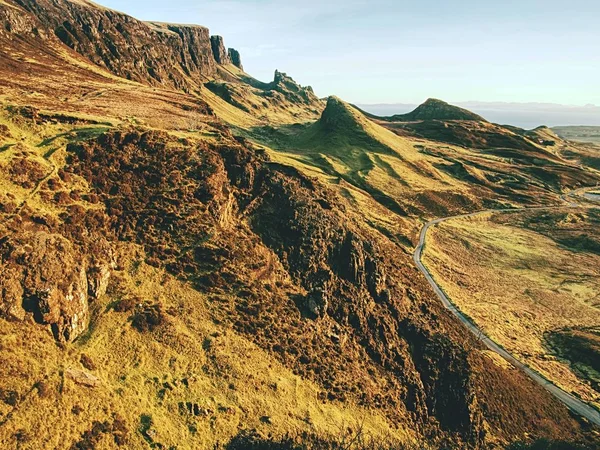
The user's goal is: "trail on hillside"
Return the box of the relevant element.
[413,188,600,426]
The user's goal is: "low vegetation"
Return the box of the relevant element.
[2,0,600,448]
[422,210,600,407]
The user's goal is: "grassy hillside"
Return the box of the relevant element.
[243,97,600,250]
[1,1,600,448]
[422,209,600,408]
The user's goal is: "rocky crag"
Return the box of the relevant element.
[10,0,243,91]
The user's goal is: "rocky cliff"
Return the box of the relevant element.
[210,35,230,65]
[269,70,320,105]
[228,47,243,70]
[8,0,242,91]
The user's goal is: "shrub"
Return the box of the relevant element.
[130,303,166,332]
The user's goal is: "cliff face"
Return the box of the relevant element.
[8,0,243,90]
[270,70,320,105]
[228,47,243,70]
[210,35,230,65]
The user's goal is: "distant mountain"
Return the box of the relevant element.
[358,101,600,129]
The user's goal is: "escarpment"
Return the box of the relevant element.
[8,0,242,91]
[210,35,230,65]
[228,47,243,70]
[270,69,319,105]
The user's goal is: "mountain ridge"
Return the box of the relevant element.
[8,0,244,91]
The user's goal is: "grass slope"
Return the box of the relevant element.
[422,210,600,407]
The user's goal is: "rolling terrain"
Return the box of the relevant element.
[418,197,600,415]
[1,0,600,449]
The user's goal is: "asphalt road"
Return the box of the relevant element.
[413,192,600,426]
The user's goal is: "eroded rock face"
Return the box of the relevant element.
[227,48,243,70]
[271,70,319,105]
[0,231,112,343]
[10,0,221,90]
[210,35,230,65]
[0,3,47,38]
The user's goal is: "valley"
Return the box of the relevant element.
[553,126,600,145]
[0,0,600,449]
[417,193,600,421]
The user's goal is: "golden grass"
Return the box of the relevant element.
[0,246,414,449]
[422,212,600,406]
[0,101,416,450]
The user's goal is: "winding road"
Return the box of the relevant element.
[413,190,600,426]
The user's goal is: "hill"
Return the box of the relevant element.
[382,98,487,122]
[0,0,599,449]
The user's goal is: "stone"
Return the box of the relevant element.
[66,368,100,388]
[227,48,243,70]
[0,231,112,343]
[87,263,111,299]
[210,35,230,64]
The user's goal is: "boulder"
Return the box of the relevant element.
[66,368,100,388]
[0,231,112,343]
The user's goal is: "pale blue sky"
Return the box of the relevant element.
[98,0,600,105]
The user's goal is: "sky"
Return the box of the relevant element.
[98,0,600,106]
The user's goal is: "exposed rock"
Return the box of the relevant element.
[0,231,112,343]
[270,70,319,105]
[0,124,11,139]
[87,254,113,299]
[210,35,230,64]
[228,48,243,70]
[307,287,329,317]
[11,0,218,90]
[0,3,47,38]
[66,368,100,388]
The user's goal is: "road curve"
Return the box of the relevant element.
[413,193,600,426]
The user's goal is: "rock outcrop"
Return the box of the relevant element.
[228,48,243,70]
[6,0,242,91]
[0,2,47,38]
[269,70,319,105]
[210,35,230,65]
[0,231,113,343]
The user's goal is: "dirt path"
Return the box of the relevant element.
[413,189,600,426]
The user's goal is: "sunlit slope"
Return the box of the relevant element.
[247,97,600,248]
[422,209,600,408]
[201,66,324,127]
